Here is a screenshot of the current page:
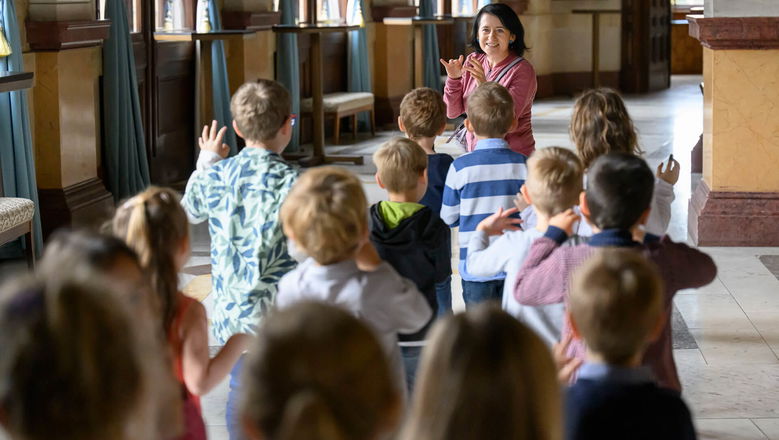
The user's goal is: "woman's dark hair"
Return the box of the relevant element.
[471,3,528,57]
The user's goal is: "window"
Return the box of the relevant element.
[298,0,345,24]
[97,0,142,32]
[346,0,364,26]
[156,0,194,31]
[671,0,703,5]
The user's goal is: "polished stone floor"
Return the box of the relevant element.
[187,76,779,440]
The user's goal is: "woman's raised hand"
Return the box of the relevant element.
[439,55,465,79]
[463,60,486,85]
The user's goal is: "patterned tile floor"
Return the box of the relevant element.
[184,75,779,439]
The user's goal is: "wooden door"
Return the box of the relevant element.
[621,0,671,93]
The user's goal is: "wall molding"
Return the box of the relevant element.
[688,15,779,50]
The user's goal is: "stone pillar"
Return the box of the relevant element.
[687,2,779,246]
[25,2,113,239]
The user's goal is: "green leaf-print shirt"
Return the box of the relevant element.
[182,148,299,344]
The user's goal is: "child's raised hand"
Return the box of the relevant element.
[553,333,584,384]
[513,188,530,212]
[656,155,680,186]
[199,120,230,158]
[476,207,522,236]
[439,55,464,79]
[548,209,580,237]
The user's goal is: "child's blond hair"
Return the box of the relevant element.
[570,248,664,365]
[241,301,399,440]
[0,275,173,440]
[401,304,562,440]
[113,186,189,334]
[373,137,428,193]
[399,87,447,139]
[525,147,584,218]
[570,88,643,169]
[231,79,291,143]
[280,167,367,265]
[466,82,515,138]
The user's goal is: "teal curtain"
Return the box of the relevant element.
[419,0,442,91]
[277,0,300,151]
[347,0,371,130]
[102,0,150,201]
[0,0,43,256]
[208,0,238,155]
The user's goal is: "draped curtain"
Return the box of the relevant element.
[0,0,43,255]
[419,0,442,91]
[347,0,371,130]
[102,0,151,201]
[207,0,238,155]
[277,0,301,151]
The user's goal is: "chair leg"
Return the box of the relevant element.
[24,222,35,270]
[351,114,357,140]
[334,114,341,145]
[370,109,376,136]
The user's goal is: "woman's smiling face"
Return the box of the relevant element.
[478,13,514,57]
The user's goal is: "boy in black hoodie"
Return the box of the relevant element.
[370,137,452,393]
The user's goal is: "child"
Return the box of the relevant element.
[114,187,250,440]
[467,147,583,345]
[400,304,561,440]
[276,166,432,393]
[398,87,455,315]
[570,88,679,236]
[370,137,451,390]
[514,153,717,392]
[566,249,696,440]
[0,275,171,440]
[181,79,298,437]
[441,82,528,306]
[241,301,401,440]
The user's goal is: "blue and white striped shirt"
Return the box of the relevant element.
[441,138,528,281]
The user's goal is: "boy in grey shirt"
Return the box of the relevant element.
[467,147,583,345]
[276,166,432,393]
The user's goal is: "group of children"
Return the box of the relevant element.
[0,78,717,440]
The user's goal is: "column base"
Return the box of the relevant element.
[689,180,779,246]
[38,178,114,240]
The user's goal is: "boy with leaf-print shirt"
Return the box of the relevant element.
[182,80,298,439]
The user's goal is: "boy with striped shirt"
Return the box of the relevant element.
[441,82,528,307]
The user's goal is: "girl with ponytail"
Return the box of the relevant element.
[241,301,401,440]
[114,186,250,440]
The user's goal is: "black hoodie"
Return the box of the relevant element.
[369,203,452,342]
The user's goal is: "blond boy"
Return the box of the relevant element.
[566,249,696,440]
[440,82,528,307]
[370,138,451,391]
[276,166,432,394]
[467,147,583,345]
[182,79,299,439]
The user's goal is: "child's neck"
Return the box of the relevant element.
[586,349,643,368]
[244,140,285,155]
[410,136,437,154]
[535,212,550,232]
[473,134,504,142]
[387,191,420,204]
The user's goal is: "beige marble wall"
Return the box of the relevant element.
[703,47,779,192]
[704,0,779,17]
[521,1,621,76]
[31,47,102,189]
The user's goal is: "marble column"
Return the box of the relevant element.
[25,0,113,238]
[687,1,779,246]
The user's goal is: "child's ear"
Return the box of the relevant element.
[567,311,583,341]
[637,208,651,226]
[282,224,295,241]
[464,118,474,133]
[648,311,667,343]
[232,120,245,140]
[436,122,446,136]
[578,191,589,217]
[397,116,406,134]
[520,184,532,205]
[241,415,265,440]
[508,117,519,132]
[375,173,385,189]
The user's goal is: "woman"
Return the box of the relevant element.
[441,3,536,156]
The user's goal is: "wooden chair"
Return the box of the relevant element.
[0,167,36,269]
[301,92,376,145]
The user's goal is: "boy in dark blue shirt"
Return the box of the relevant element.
[565,248,697,440]
[398,87,454,315]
